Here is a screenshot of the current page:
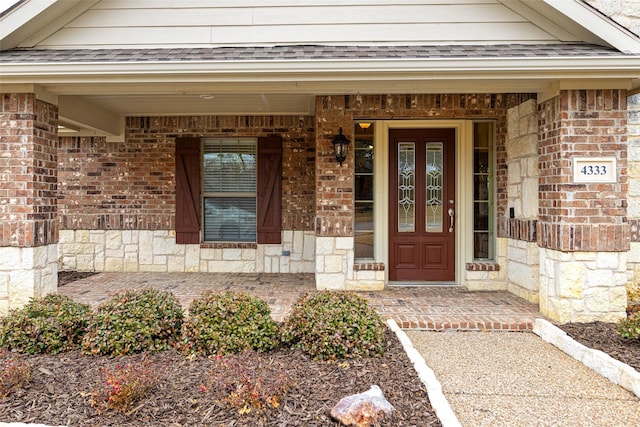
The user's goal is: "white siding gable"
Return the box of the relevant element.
[26,0,574,49]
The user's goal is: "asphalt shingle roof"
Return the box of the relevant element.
[0,43,627,63]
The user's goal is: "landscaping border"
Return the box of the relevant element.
[386,319,461,427]
[533,318,640,398]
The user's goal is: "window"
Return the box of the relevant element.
[473,122,495,259]
[175,136,282,245]
[354,122,375,259]
[202,138,257,242]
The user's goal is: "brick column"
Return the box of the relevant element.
[314,96,356,289]
[0,93,59,314]
[537,89,628,322]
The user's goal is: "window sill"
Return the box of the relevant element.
[200,242,257,249]
[466,261,499,271]
[354,262,385,271]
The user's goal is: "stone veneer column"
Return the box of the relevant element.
[626,94,640,284]
[504,99,540,302]
[0,93,59,315]
[537,89,628,323]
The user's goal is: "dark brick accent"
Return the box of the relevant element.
[536,222,630,252]
[466,262,500,271]
[498,218,537,242]
[354,262,385,271]
[200,243,257,249]
[629,219,640,242]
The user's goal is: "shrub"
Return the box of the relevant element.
[625,282,640,317]
[618,313,640,339]
[0,294,92,354]
[183,291,280,356]
[282,291,386,360]
[89,358,161,413]
[82,288,184,356]
[202,351,289,414]
[0,350,31,398]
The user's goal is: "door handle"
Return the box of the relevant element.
[448,208,455,233]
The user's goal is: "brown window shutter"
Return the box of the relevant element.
[257,136,282,244]
[175,138,201,244]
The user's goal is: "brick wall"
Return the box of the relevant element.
[1,93,58,247]
[58,115,315,232]
[537,89,629,251]
[315,93,536,237]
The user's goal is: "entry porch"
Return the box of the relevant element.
[57,272,539,330]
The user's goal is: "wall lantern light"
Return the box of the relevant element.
[332,127,350,166]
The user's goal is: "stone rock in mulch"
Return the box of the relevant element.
[330,385,395,427]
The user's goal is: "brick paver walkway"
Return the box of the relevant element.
[58,272,540,330]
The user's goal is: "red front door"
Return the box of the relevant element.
[389,128,456,282]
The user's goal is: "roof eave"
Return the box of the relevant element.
[1,56,639,79]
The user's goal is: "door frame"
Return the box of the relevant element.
[373,120,473,284]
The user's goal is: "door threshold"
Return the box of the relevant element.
[387,281,461,287]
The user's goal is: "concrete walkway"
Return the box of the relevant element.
[405,331,640,427]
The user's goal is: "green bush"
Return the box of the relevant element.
[82,288,184,356]
[0,294,92,354]
[183,291,280,356]
[618,313,640,339]
[282,291,386,360]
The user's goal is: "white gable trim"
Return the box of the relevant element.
[542,0,640,53]
[0,0,98,50]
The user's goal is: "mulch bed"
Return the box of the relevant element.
[558,321,640,372]
[1,271,440,426]
[58,271,98,286]
[0,330,440,426]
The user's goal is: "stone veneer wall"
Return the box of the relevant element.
[0,94,59,314]
[314,93,535,290]
[586,0,640,35]
[59,229,315,273]
[504,99,540,302]
[57,115,316,274]
[537,89,628,322]
[539,248,628,323]
[627,94,640,282]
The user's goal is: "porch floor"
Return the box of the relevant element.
[58,272,540,330]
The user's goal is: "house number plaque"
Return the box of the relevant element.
[572,157,617,183]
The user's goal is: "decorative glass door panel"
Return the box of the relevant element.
[389,129,456,282]
[398,143,415,233]
[425,142,443,233]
